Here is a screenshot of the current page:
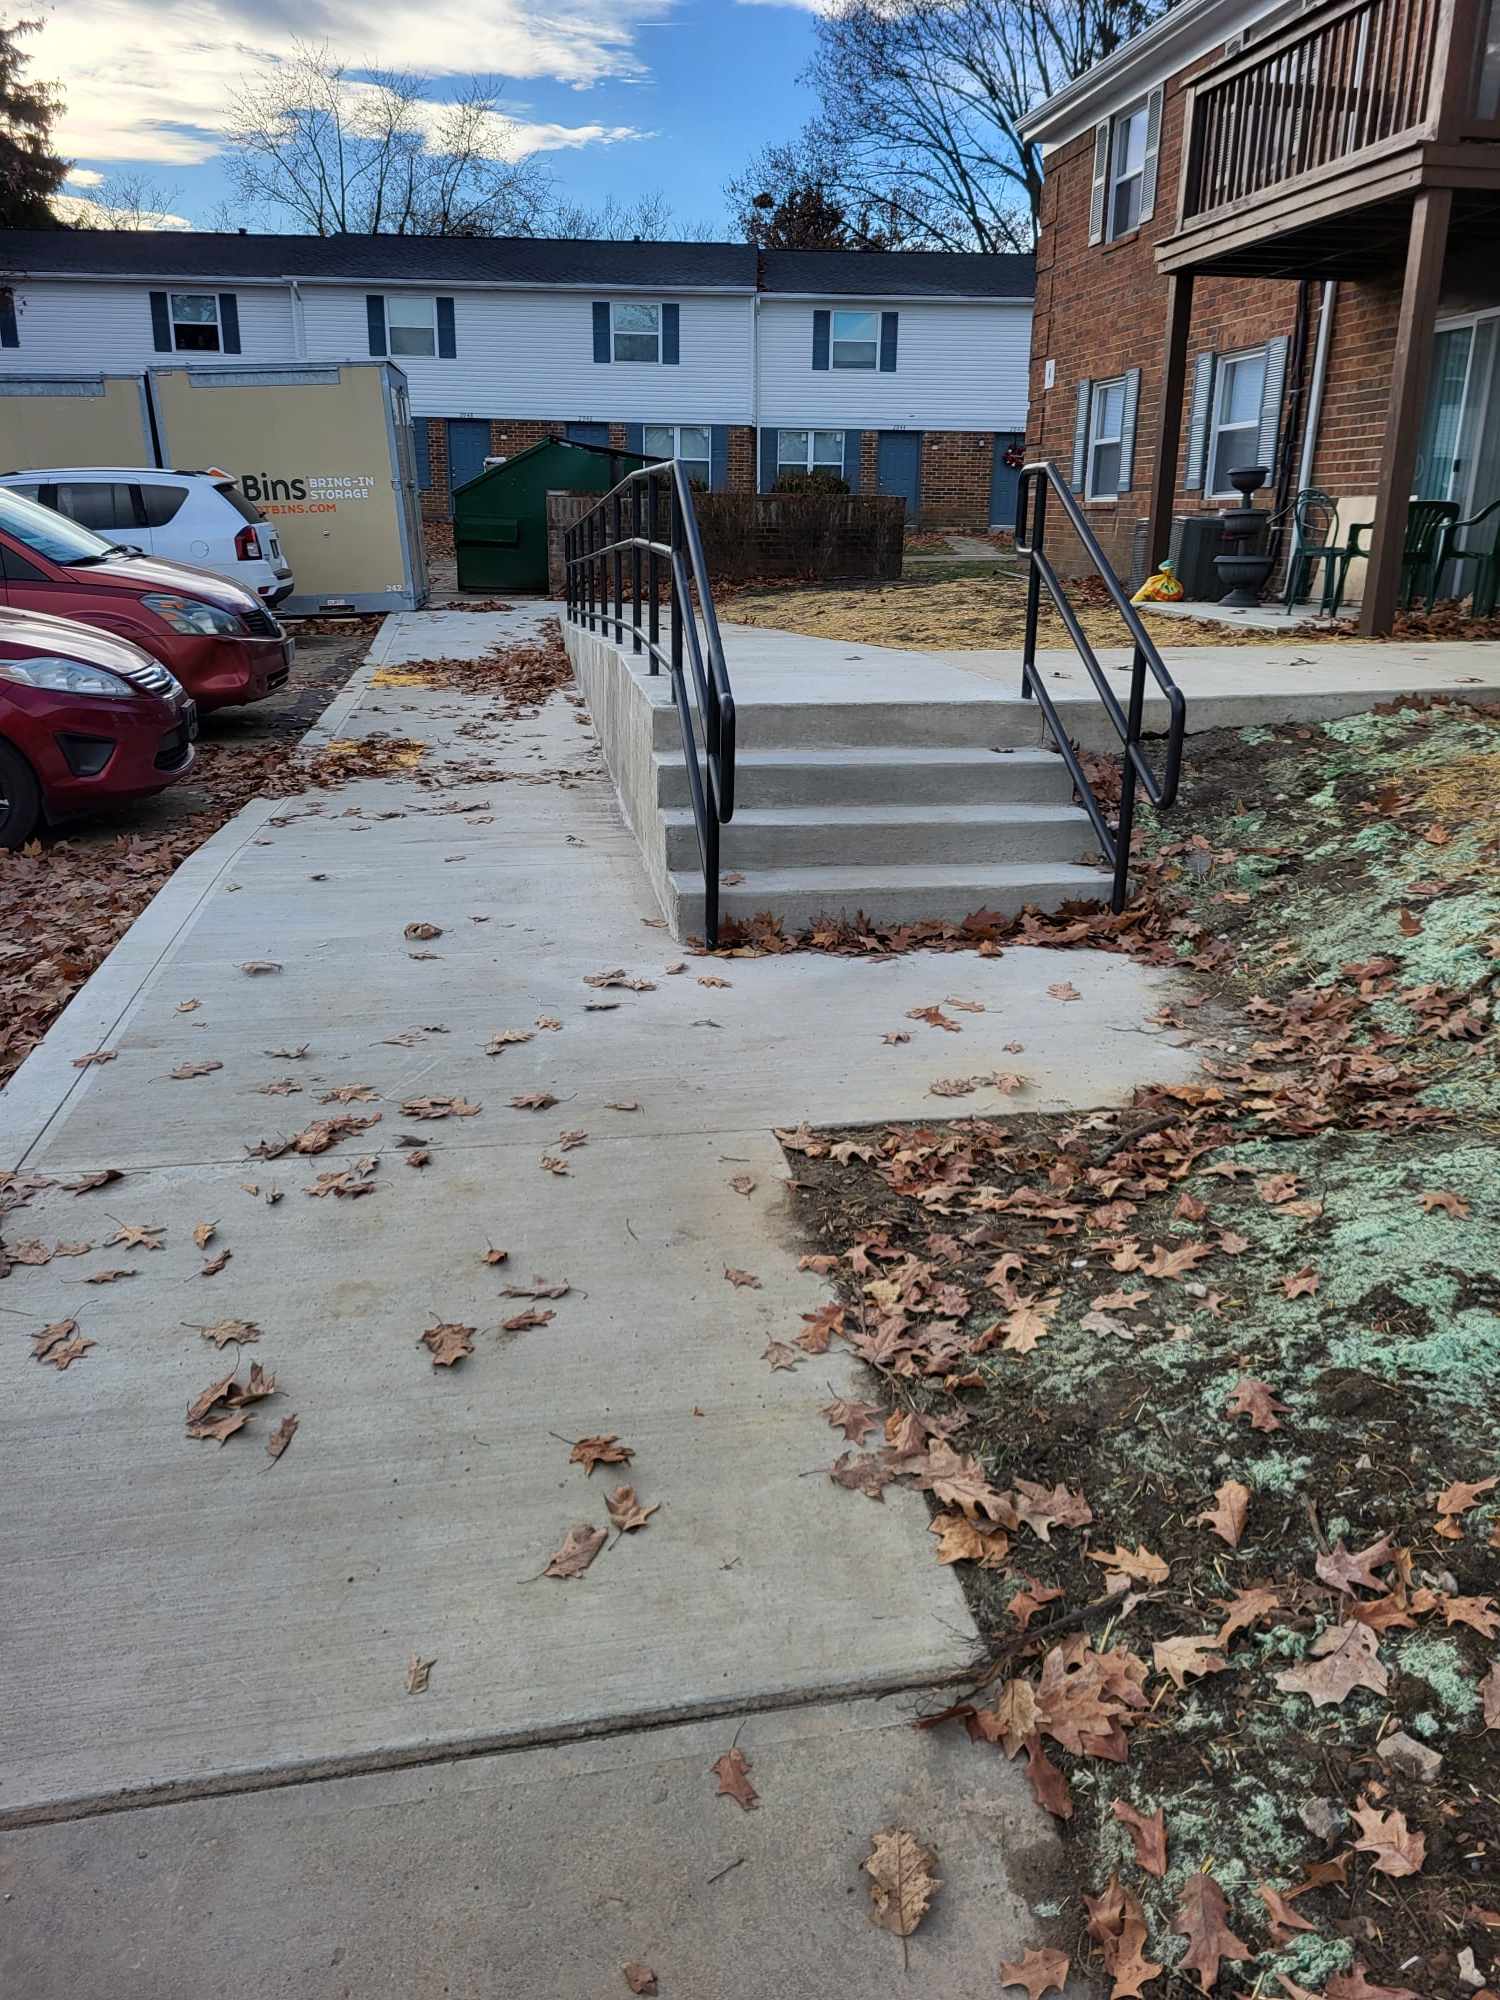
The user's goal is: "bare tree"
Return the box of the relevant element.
[224,42,552,236]
[729,0,1166,253]
[547,187,719,241]
[69,171,185,229]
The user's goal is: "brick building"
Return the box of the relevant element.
[1018,0,1500,631]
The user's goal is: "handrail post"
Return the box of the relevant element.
[611,488,623,641]
[1113,646,1148,912]
[646,471,660,674]
[630,479,643,654]
[669,471,684,688]
[1021,471,1045,702]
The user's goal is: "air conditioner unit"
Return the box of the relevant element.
[1131,515,1226,600]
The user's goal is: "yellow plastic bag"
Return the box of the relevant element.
[1131,560,1185,604]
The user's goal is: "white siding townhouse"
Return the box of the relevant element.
[0,232,1033,528]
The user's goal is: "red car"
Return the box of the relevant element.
[0,486,293,712]
[0,604,197,847]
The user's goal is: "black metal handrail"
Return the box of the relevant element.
[562,461,737,945]
[1014,460,1186,911]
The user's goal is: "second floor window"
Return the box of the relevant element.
[613,302,661,363]
[387,296,437,357]
[831,309,879,370]
[644,424,710,487]
[170,293,222,351]
[1109,100,1150,238]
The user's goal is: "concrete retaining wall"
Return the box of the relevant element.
[564,619,676,926]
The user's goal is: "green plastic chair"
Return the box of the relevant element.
[1428,497,1500,615]
[1283,490,1352,615]
[1345,498,1459,615]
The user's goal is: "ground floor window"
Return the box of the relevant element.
[1207,349,1268,498]
[643,423,710,488]
[777,429,845,475]
[1086,379,1126,500]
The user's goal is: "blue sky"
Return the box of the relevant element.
[33,0,822,233]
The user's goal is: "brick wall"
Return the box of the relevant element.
[1027,42,1418,589]
[920,432,994,529]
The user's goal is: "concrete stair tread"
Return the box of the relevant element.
[661,802,1089,829]
[702,861,1109,890]
[656,746,1064,769]
[672,861,1114,928]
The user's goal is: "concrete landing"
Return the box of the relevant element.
[0,1699,1069,2000]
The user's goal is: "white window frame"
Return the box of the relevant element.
[830,308,879,371]
[386,294,437,359]
[643,423,711,486]
[612,301,661,364]
[1085,377,1127,502]
[776,429,846,475]
[1206,347,1268,499]
[169,292,222,353]
[1107,98,1150,241]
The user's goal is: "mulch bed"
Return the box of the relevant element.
[755,698,1500,1998]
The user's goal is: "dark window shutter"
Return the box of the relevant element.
[366,296,387,357]
[1071,379,1091,490]
[710,424,730,491]
[1257,334,1290,469]
[1139,87,1165,223]
[0,289,17,349]
[842,430,863,493]
[218,294,241,354]
[436,297,456,358]
[592,301,611,363]
[1184,352,1216,490]
[661,302,679,365]
[1088,121,1111,244]
[411,422,432,491]
[879,312,898,372]
[1117,366,1142,491]
[759,428,780,491]
[812,309,830,371]
[621,423,644,454]
[150,291,172,352]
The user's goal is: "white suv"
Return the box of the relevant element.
[0,468,294,607]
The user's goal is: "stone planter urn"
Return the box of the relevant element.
[1214,464,1275,606]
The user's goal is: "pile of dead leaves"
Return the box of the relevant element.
[372,619,571,719]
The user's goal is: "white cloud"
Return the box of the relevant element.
[51,191,195,228]
[31,0,670,167]
[64,166,105,187]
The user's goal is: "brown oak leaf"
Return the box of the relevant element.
[623,1967,657,1995]
[830,1450,895,1500]
[406,1654,435,1693]
[170,1059,223,1080]
[712,1746,758,1810]
[605,1485,658,1533]
[822,1394,883,1442]
[724,1265,760,1288]
[1275,1621,1388,1707]
[863,1826,938,1933]
[421,1321,475,1367]
[1225,1376,1288,1432]
[999,1947,1070,2000]
[569,1434,632,1475]
[1351,1797,1425,1877]
[1316,1534,1396,1595]
[1112,1800,1167,1877]
[1196,1480,1251,1549]
[1088,1544,1169,1586]
[1152,1635,1229,1691]
[1173,1873,1251,1994]
[543,1523,607,1579]
[266,1414,299,1461]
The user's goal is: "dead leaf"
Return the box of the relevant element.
[485,1029,534,1054]
[511,1091,558,1110]
[186,1361,278,1442]
[481,1246,509,1266]
[1276,1621,1388,1707]
[822,1394,883,1442]
[882,1031,911,1044]
[830,1450,895,1500]
[1436,1473,1497,1532]
[200,1248,232,1276]
[728,1174,756,1196]
[761,1339,800,1371]
[266,1413,298,1462]
[169,1059,223,1080]
[1259,1882,1317,1944]
[1152,1635,1228,1691]
[1196,1481,1251,1548]
[605,1485,658,1533]
[196,1318,260,1348]
[239,960,282,975]
[570,1434,633,1475]
[1324,1964,1420,2000]
[1351,1797,1425,1877]
[72,1048,117,1068]
[64,1169,122,1194]
[420,1321,475,1367]
[584,968,656,992]
[502,1308,555,1332]
[863,1826,938,1935]
[930,1513,1009,1567]
[406,1654,435,1694]
[1023,1736,1073,1818]
[1047,981,1081,1002]
[1281,1265,1320,1298]
[538,1155,570,1175]
[698,974,731,988]
[1088,1544,1169,1586]
[105,1222,164,1251]
[1418,1188,1470,1218]
[401,1096,480,1120]
[724,1266,760,1288]
[1173,1874,1250,1994]
[30,1319,94,1369]
[543,1522,607,1579]
[907,1004,961,1031]
[608,1100,642,1113]
[320,1084,379,1104]
[1112,1800,1167,1877]
[623,1966,658,1995]
[1225,1376,1288,1432]
[404,922,442,941]
[85,1268,136,1284]
[1441,1594,1499,1638]
[712,1746,758,1811]
[999,1947,1070,2000]
[177,998,201,1013]
[192,1220,216,1250]
[1480,1660,1499,1729]
[1316,1534,1396,1595]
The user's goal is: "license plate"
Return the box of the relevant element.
[183,699,199,740]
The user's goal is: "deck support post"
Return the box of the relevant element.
[1359,187,1452,636]
[1147,273,1195,571]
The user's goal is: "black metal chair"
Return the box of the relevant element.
[1429,497,1500,616]
[1283,490,1352,615]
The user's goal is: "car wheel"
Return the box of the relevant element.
[0,738,42,849]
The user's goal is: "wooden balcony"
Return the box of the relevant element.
[1155,0,1500,278]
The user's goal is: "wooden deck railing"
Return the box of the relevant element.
[1184,0,1445,220]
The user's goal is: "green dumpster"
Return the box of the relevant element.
[453,434,646,593]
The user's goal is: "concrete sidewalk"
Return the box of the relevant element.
[0,603,1195,1993]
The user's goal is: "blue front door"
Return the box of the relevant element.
[990,432,1025,529]
[876,431,922,519]
[446,421,491,512]
[565,423,610,446]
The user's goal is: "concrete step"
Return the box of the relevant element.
[650,695,1042,754]
[664,802,1099,872]
[673,860,1114,934]
[654,745,1074,810]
